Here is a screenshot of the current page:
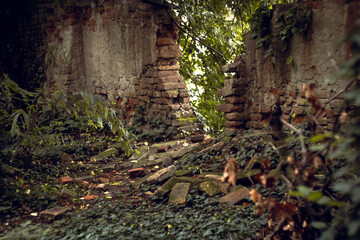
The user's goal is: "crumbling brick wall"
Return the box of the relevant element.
[217,0,360,131]
[45,0,193,131]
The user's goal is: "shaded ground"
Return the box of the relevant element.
[0,130,278,239]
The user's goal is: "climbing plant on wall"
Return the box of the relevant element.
[167,0,294,134]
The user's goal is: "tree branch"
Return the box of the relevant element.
[165,8,226,61]
[265,218,286,240]
[280,118,307,167]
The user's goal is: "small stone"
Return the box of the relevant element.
[95,184,106,190]
[200,181,221,196]
[59,176,74,185]
[100,173,115,181]
[74,176,95,183]
[219,187,250,204]
[201,137,213,145]
[213,142,225,152]
[60,188,77,200]
[83,195,99,201]
[190,134,205,142]
[146,165,177,183]
[128,168,146,179]
[100,164,115,173]
[61,153,73,164]
[90,148,118,162]
[153,177,180,197]
[204,174,222,181]
[40,207,71,222]
[98,177,109,183]
[168,182,191,205]
[174,170,191,177]
[212,180,231,194]
[157,145,168,152]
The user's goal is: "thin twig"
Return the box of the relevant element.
[265,219,286,240]
[280,118,307,167]
[165,8,226,61]
[280,174,294,190]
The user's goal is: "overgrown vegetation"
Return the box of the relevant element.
[250,4,312,64]
[171,0,294,134]
[0,76,134,218]
[1,1,360,240]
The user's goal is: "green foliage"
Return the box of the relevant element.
[0,75,133,167]
[12,195,266,240]
[250,4,312,64]
[0,75,134,218]
[170,0,295,134]
[129,105,177,142]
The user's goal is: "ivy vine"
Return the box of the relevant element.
[250,5,312,65]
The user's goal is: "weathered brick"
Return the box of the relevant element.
[156,37,176,46]
[289,91,297,98]
[285,96,293,105]
[216,104,244,113]
[226,96,247,104]
[250,113,262,121]
[249,121,263,129]
[158,76,181,83]
[169,104,181,111]
[296,98,307,106]
[153,91,161,97]
[225,113,249,121]
[157,70,177,77]
[179,90,190,97]
[158,45,182,59]
[261,105,272,113]
[138,96,150,102]
[293,107,305,115]
[158,63,180,71]
[158,82,186,91]
[225,121,244,127]
[162,90,179,98]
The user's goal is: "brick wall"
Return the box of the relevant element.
[44,0,194,132]
[217,0,360,132]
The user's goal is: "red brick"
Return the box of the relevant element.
[289,91,297,98]
[158,76,181,83]
[100,173,115,181]
[158,82,186,91]
[216,104,245,113]
[158,45,182,59]
[156,37,176,46]
[157,145,168,152]
[162,90,179,98]
[59,176,74,185]
[226,96,247,104]
[128,168,146,179]
[158,64,180,71]
[225,112,249,121]
[225,121,244,128]
[250,113,262,121]
[261,105,272,113]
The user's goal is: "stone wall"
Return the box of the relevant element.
[217,0,360,131]
[45,0,193,131]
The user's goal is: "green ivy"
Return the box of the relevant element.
[250,5,312,65]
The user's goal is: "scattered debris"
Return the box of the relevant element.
[146,165,177,183]
[219,187,250,205]
[59,176,74,185]
[128,168,146,179]
[40,207,71,222]
[60,188,77,200]
[168,182,191,205]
